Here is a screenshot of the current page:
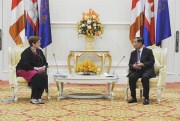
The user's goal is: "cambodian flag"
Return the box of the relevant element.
[39,0,52,48]
[129,0,145,43]
[9,0,26,45]
[156,0,171,45]
[26,0,39,39]
[143,0,155,47]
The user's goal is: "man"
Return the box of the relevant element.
[127,37,155,105]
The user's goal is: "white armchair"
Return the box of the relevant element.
[8,45,50,101]
[125,45,167,103]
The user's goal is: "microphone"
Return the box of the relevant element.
[53,54,68,78]
[53,53,59,75]
[112,56,125,75]
[104,56,125,77]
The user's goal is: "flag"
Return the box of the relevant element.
[39,0,52,48]
[26,0,39,39]
[9,0,26,45]
[156,0,171,45]
[129,0,145,43]
[143,0,155,47]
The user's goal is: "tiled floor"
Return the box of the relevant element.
[165,82,180,88]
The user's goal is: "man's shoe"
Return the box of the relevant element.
[38,99,45,104]
[128,98,137,103]
[143,99,149,105]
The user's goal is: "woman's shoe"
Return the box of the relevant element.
[38,99,45,104]
[30,99,39,104]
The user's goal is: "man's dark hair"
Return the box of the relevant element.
[136,37,144,44]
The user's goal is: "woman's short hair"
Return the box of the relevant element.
[135,37,144,44]
[29,36,40,46]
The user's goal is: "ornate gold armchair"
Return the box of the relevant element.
[8,45,50,101]
[125,45,167,103]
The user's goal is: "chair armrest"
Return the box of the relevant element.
[157,68,166,88]
[8,66,18,87]
[9,66,16,70]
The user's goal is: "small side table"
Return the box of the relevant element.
[68,50,112,74]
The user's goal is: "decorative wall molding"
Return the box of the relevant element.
[1,1,9,72]
[51,22,130,28]
[51,22,130,25]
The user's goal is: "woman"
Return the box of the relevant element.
[16,36,48,104]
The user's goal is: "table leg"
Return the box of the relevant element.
[56,81,61,100]
[108,83,113,100]
[74,53,82,70]
[97,53,104,74]
[57,82,65,100]
[106,53,112,73]
[111,82,115,91]
[60,82,63,96]
[68,53,73,74]
[56,81,60,91]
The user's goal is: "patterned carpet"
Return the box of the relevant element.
[0,81,180,121]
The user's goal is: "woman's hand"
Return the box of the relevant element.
[34,66,46,71]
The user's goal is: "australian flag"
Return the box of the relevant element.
[39,0,52,48]
[156,0,171,45]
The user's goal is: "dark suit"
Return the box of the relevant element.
[127,47,155,99]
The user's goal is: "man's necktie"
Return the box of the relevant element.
[137,50,141,63]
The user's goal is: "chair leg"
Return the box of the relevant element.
[125,87,129,101]
[140,89,142,98]
[157,88,162,103]
[12,86,18,101]
[47,88,50,100]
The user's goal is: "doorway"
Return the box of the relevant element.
[0,0,2,50]
[174,0,180,82]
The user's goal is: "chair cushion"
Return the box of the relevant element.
[17,77,27,82]
[136,77,159,88]
[17,77,28,86]
[151,46,163,74]
[153,50,161,61]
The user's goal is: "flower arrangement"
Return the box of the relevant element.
[75,60,98,73]
[77,9,104,38]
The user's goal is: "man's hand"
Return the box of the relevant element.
[137,62,144,68]
[133,62,144,70]
[133,63,140,69]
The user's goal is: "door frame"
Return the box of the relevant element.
[0,0,2,50]
[174,0,180,81]
[163,0,180,82]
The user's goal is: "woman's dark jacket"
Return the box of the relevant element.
[16,47,48,71]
